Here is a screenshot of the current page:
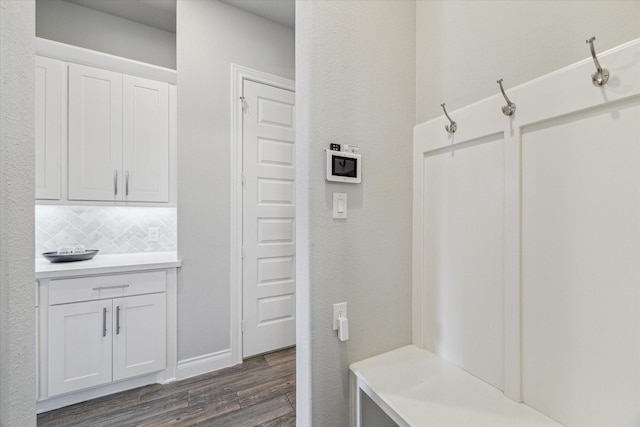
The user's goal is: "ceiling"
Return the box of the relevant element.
[63,0,295,33]
[220,0,294,29]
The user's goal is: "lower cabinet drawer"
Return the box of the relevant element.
[49,270,166,305]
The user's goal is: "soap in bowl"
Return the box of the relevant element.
[42,250,99,263]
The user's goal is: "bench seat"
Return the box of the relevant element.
[350,345,563,427]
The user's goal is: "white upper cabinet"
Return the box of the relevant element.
[68,64,170,203]
[122,76,169,203]
[68,64,123,201]
[35,56,63,200]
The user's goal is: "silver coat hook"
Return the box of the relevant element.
[497,79,516,116]
[440,103,457,133]
[586,37,609,87]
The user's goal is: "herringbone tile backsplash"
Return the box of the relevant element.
[36,205,177,257]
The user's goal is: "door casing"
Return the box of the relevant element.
[230,64,295,364]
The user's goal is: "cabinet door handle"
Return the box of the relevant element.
[102,307,107,337]
[92,284,130,291]
[125,170,129,196]
[114,170,118,196]
[116,305,121,335]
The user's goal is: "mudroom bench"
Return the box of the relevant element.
[350,345,563,427]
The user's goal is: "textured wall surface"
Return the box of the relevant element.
[296,1,415,425]
[177,0,294,361]
[35,205,177,256]
[0,0,37,425]
[36,0,176,69]
[416,0,640,123]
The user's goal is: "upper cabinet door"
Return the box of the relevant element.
[68,64,123,201]
[35,56,63,200]
[122,76,169,203]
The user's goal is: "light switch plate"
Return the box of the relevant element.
[333,193,347,219]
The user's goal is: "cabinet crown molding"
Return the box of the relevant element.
[35,37,177,85]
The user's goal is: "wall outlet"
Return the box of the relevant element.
[333,302,347,330]
[148,227,160,242]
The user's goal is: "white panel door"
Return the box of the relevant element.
[68,64,123,201]
[242,80,296,358]
[112,293,166,381]
[35,56,63,200]
[122,75,169,202]
[48,300,112,396]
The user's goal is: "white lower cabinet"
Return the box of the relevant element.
[48,294,166,397]
[112,293,166,381]
[41,270,169,401]
[48,299,113,396]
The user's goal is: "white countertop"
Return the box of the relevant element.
[36,251,181,279]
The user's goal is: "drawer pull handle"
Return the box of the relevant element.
[116,305,121,335]
[102,307,107,337]
[92,284,130,291]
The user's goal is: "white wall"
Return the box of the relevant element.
[36,0,176,69]
[176,0,294,363]
[0,0,37,425]
[296,1,415,425]
[416,0,640,123]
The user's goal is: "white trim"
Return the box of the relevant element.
[35,37,177,84]
[37,371,174,414]
[176,349,235,380]
[169,84,178,204]
[229,64,295,365]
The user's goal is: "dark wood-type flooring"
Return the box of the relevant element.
[38,347,296,427]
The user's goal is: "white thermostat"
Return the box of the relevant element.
[326,149,361,183]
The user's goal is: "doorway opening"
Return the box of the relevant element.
[230,65,296,361]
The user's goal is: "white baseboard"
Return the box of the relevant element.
[176,348,239,380]
[37,373,162,414]
[38,351,238,413]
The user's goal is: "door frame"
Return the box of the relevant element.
[230,64,295,363]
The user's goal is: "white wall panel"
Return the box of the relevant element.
[521,100,640,426]
[422,135,505,390]
[414,38,640,426]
